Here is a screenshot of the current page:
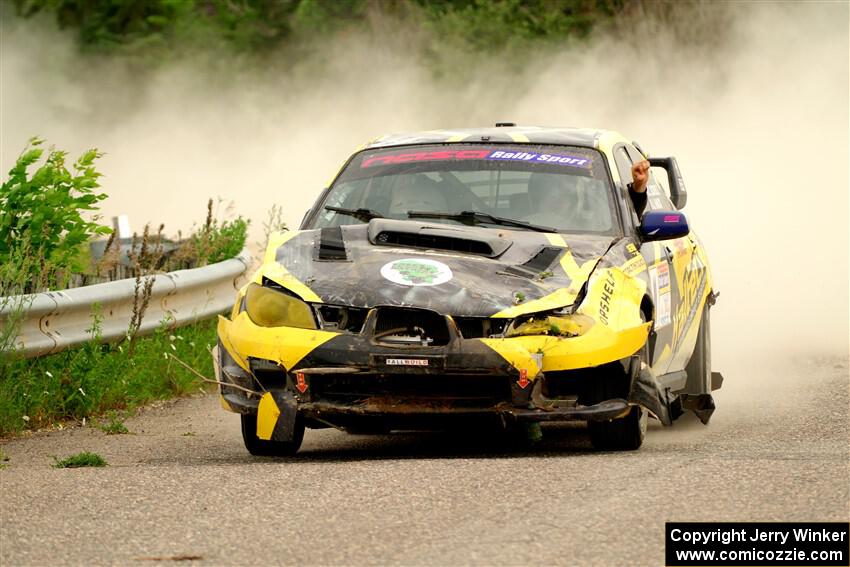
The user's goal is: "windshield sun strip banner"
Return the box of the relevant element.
[360,148,592,169]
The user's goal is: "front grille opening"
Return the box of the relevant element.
[248,358,286,390]
[374,307,450,346]
[312,374,510,407]
[544,363,627,403]
[453,317,508,339]
[375,231,493,256]
[317,305,368,333]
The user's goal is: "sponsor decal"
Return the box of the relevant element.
[380,258,453,286]
[361,149,591,168]
[621,254,647,276]
[621,242,646,275]
[657,263,671,290]
[362,149,489,168]
[663,214,681,223]
[386,358,430,367]
[487,150,591,167]
[657,290,672,328]
[599,271,616,326]
[649,263,672,328]
[671,253,707,351]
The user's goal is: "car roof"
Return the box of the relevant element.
[365,126,626,150]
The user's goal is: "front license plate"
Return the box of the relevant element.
[386,358,429,366]
[370,355,446,371]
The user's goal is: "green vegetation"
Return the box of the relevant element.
[0,138,110,293]
[0,139,248,296]
[98,412,129,435]
[0,138,112,364]
[418,0,620,51]
[192,199,250,266]
[0,318,217,436]
[11,0,629,65]
[0,137,245,437]
[52,451,107,468]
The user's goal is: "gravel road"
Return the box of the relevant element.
[2,353,847,566]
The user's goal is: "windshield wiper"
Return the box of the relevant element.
[324,206,384,222]
[407,210,557,233]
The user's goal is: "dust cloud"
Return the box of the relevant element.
[2,2,848,377]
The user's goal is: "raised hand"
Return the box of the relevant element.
[631,160,650,193]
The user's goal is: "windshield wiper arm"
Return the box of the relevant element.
[407,210,557,233]
[324,206,384,222]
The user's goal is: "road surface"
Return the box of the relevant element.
[1,353,848,565]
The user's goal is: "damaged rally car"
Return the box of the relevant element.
[214,125,723,455]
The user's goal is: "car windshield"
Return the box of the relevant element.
[307,144,618,234]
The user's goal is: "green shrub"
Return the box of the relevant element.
[0,138,110,293]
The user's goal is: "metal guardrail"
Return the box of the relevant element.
[0,249,251,358]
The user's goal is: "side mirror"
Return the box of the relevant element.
[648,157,687,209]
[640,210,690,241]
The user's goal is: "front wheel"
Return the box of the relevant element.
[587,338,648,451]
[588,405,647,450]
[240,414,304,457]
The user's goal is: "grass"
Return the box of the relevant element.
[0,319,217,436]
[52,451,107,468]
[99,413,129,435]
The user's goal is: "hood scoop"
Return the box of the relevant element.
[317,227,348,261]
[367,218,512,258]
[503,245,564,278]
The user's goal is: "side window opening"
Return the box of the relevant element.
[625,145,675,212]
[614,147,634,188]
[613,145,640,225]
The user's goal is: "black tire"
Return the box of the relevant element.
[240,413,304,457]
[587,317,649,451]
[588,405,647,451]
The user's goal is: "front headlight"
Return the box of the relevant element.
[505,312,595,338]
[244,283,316,329]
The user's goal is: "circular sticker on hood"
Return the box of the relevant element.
[380,258,453,286]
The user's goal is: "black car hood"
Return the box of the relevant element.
[270,220,615,317]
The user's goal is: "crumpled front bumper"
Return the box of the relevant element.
[214,311,669,430]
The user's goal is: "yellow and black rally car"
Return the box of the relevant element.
[214,125,722,455]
